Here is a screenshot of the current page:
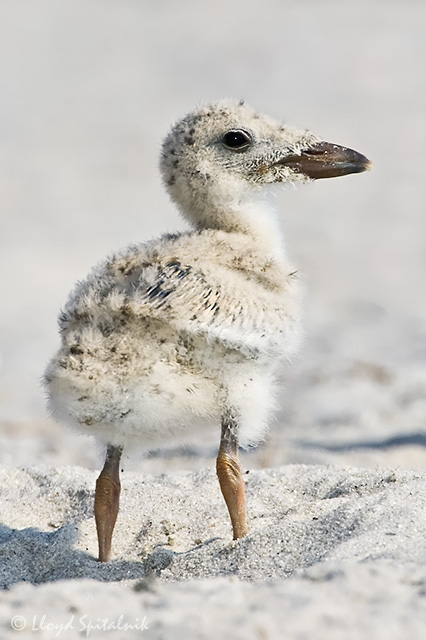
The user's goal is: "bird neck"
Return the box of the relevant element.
[226,197,286,262]
[180,186,287,262]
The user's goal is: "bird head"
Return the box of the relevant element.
[160,100,370,232]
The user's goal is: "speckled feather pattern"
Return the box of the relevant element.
[45,100,316,449]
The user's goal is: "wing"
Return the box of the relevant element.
[59,239,298,355]
[131,258,298,356]
[134,258,251,337]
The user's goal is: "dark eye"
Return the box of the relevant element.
[222,129,252,151]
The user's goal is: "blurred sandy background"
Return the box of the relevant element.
[1,0,425,472]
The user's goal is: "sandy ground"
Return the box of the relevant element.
[1,465,426,639]
[1,0,426,638]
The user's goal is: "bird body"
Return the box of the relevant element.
[45,224,302,449]
[44,100,370,560]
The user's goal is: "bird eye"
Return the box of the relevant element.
[222,129,252,151]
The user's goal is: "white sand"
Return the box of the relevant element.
[1,0,426,637]
[1,464,426,638]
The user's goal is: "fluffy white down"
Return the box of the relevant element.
[45,100,308,450]
[45,221,302,449]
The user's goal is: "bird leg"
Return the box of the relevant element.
[94,444,123,562]
[216,412,248,540]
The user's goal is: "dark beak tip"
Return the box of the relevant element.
[344,154,372,176]
[349,154,373,177]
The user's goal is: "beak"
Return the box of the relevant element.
[278,141,371,179]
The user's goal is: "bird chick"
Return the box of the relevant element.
[45,100,370,561]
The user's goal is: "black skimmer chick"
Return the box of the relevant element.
[45,100,370,561]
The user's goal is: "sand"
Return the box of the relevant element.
[1,0,426,638]
[1,464,426,638]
